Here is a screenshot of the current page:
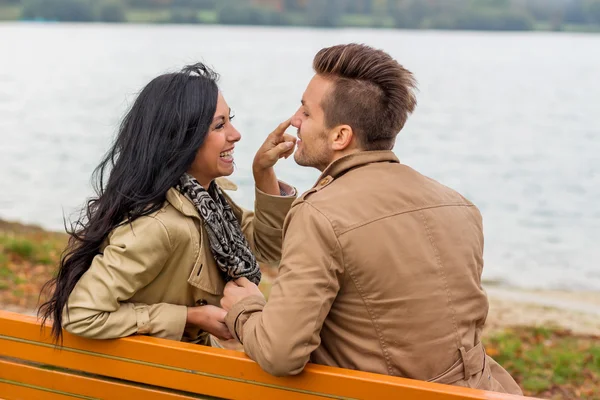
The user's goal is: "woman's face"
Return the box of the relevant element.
[188,92,241,187]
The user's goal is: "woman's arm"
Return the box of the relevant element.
[63,216,187,340]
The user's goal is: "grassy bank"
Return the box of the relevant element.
[1,218,598,399]
[488,327,599,399]
[0,220,66,309]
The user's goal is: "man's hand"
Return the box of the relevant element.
[221,277,265,312]
[252,119,297,195]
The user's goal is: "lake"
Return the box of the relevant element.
[0,23,598,291]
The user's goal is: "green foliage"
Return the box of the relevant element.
[585,0,600,24]
[126,0,215,9]
[452,8,534,31]
[96,0,127,22]
[393,0,428,29]
[394,0,534,31]
[486,327,600,398]
[1,237,35,259]
[0,234,63,266]
[172,0,216,8]
[216,0,287,26]
[305,0,342,27]
[169,7,199,24]
[4,0,600,30]
[0,4,20,20]
[197,9,217,23]
[22,0,95,21]
[125,8,170,23]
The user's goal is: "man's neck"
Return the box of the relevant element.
[318,148,362,173]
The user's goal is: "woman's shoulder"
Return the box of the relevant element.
[107,201,191,248]
[150,200,196,242]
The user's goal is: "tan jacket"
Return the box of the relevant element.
[64,178,296,344]
[226,152,522,394]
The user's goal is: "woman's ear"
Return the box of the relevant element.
[330,125,354,151]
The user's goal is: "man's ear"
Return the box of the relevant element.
[330,124,354,151]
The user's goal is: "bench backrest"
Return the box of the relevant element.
[0,310,534,400]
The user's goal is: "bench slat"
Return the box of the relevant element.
[0,382,76,400]
[0,358,208,400]
[0,337,321,400]
[0,310,532,400]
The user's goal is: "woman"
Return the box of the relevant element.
[39,63,297,345]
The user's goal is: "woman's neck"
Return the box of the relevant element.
[188,170,212,189]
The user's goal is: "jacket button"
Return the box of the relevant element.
[319,177,332,187]
[195,299,207,306]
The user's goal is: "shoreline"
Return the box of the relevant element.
[6,286,599,337]
[483,286,600,336]
[1,217,599,337]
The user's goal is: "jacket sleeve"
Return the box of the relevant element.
[63,216,188,340]
[226,181,297,265]
[225,202,344,376]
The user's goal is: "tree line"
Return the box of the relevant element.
[1,0,599,31]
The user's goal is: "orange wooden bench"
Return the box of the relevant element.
[0,310,537,400]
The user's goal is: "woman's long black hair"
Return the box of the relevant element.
[39,63,220,342]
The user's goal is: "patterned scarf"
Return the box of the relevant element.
[177,173,261,285]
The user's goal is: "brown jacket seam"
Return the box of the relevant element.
[419,210,461,350]
[338,203,475,236]
[301,201,393,373]
[305,252,337,361]
[301,202,347,274]
[299,202,348,363]
[346,266,394,375]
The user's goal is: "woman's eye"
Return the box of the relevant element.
[215,113,234,130]
[303,112,309,117]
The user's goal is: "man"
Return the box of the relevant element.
[221,43,522,394]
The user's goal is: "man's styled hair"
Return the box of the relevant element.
[313,43,417,151]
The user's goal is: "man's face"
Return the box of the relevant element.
[291,74,335,172]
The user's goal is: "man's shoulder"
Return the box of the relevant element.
[284,196,339,239]
[289,162,478,232]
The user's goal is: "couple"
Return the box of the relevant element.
[39,43,521,394]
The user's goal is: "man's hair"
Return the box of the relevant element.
[313,43,417,151]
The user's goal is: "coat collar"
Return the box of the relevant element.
[314,150,400,188]
[165,177,238,219]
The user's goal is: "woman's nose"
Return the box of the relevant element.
[228,125,241,142]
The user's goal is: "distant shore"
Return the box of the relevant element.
[1,2,600,34]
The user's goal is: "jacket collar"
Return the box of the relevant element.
[315,150,399,187]
[165,177,238,219]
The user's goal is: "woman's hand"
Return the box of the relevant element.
[186,305,233,341]
[252,119,297,195]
